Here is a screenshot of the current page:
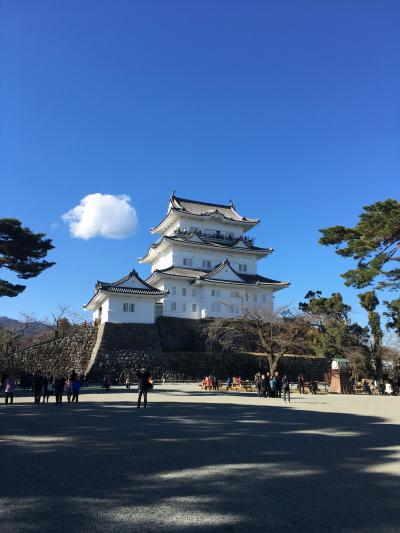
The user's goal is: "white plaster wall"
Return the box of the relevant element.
[151,249,173,272]
[152,278,274,320]
[92,298,109,323]
[105,294,157,324]
[167,245,258,274]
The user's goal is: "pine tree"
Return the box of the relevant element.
[358,291,383,376]
[0,218,55,297]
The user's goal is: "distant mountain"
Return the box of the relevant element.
[0,316,48,335]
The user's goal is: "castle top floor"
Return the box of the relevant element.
[151,194,260,239]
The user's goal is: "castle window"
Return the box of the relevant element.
[171,302,177,311]
[230,291,240,298]
[211,289,221,297]
[183,257,193,266]
[239,264,247,272]
[202,259,211,269]
[182,287,187,296]
[262,294,267,303]
[253,294,258,303]
[123,302,135,312]
[192,304,197,312]
[211,302,221,312]
[182,302,187,312]
[172,287,176,295]
[192,288,197,297]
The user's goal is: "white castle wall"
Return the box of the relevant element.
[94,294,157,324]
[153,278,274,319]
[150,244,258,274]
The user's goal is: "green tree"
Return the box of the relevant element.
[358,291,383,376]
[319,199,400,291]
[299,291,371,375]
[0,218,55,297]
[383,298,400,336]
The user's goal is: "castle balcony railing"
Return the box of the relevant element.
[173,228,255,246]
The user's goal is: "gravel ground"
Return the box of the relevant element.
[1,384,399,532]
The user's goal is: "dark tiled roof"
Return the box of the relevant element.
[96,269,165,292]
[96,286,167,295]
[84,270,168,308]
[139,232,271,262]
[147,261,289,287]
[171,195,259,223]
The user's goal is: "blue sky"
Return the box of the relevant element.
[1,0,399,326]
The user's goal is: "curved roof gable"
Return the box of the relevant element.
[84,270,168,310]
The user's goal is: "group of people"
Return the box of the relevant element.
[1,370,82,405]
[254,372,291,402]
[201,375,219,390]
[1,367,154,407]
[353,377,399,396]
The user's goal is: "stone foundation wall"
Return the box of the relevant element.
[1,325,97,376]
[88,322,164,380]
[1,319,328,382]
[164,351,328,381]
[156,316,207,352]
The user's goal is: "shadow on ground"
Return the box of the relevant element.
[1,394,399,532]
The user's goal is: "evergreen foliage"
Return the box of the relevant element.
[299,291,371,374]
[383,298,400,336]
[0,218,55,297]
[319,199,400,291]
[358,290,383,376]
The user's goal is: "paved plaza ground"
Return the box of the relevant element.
[1,384,400,532]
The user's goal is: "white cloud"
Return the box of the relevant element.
[62,193,138,239]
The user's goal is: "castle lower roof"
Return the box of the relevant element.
[147,261,289,289]
[84,270,168,310]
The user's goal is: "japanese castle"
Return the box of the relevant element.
[84,194,289,324]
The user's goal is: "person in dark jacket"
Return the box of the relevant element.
[33,370,44,404]
[54,376,66,405]
[275,371,282,398]
[255,372,262,397]
[136,368,152,408]
[282,375,290,403]
[71,378,81,402]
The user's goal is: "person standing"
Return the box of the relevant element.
[4,375,16,405]
[270,374,276,398]
[136,368,152,408]
[298,374,305,394]
[42,374,50,403]
[255,372,262,397]
[54,375,65,405]
[71,378,81,402]
[282,375,290,403]
[33,370,44,404]
[275,371,282,398]
[125,374,131,389]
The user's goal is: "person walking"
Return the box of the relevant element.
[125,374,131,389]
[54,375,65,405]
[282,374,291,403]
[32,370,44,404]
[136,368,152,408]
[4,375,16,405]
